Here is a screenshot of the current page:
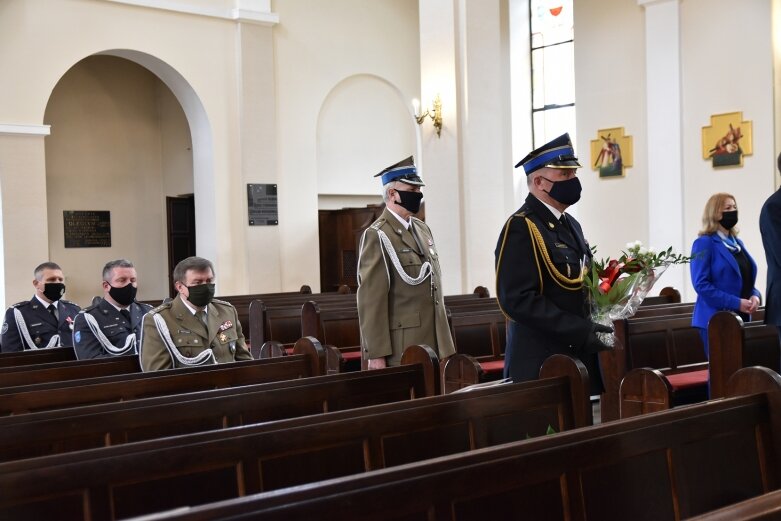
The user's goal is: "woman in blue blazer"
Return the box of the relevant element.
[691,193,761,358]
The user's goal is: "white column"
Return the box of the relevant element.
[639,0,686,296]
[418,0,514,294]
[418,0,463,293]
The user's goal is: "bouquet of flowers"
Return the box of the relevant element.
[584,241,691,348]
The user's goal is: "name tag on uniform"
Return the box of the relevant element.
[178,329,192,334]
[555,243,568,248]
[103,324,119,329]
[400,248,412,253]
[29,322,42,327]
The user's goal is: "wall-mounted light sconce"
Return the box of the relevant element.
[413,94,443,137]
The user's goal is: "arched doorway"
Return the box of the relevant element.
[43,51,213,305]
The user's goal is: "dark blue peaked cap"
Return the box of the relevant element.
[515,133,582,175]
[374,156,425,186]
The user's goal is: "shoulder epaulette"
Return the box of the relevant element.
[82,303,99,312]
[210,298,232,307]
[60,299,79,307]
[370,218,386,230]
[150,301,173,314]
[9,301,29,309]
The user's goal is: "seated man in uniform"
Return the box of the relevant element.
[72,259,153,359]
[0,262,81,352]
[139,256,252,371]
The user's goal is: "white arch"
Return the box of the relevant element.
[91,49,217,263]
[316,73,422,184]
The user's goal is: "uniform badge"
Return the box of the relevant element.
[34,337,42,345]
[66,316,74,330]
[219,333,228,343]
[548,222,555,229]
[74,331,81,344]
[229,341,236,355]
[428,238,433,246]
[218,320,233,332]
[0,321,6,335]
[429,247,436,256]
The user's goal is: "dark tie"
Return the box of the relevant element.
[120,309,131,323]
[47,304,58,321]
[559,214,571,234]
[198,310,208,327]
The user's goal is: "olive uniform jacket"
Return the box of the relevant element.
[357,208,455,365]
[139,295,252,371]
[495,194,603,394]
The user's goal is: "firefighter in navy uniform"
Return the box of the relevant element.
[73,259,153,359]
[495,133,612,394]
[0,262,81,352]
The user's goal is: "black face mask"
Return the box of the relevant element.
[394,190,424,214]
[42,282,66,302]
[541,176,582,206]
[719,210,738,230]
[108,283,137,307]
[186,283,215,307]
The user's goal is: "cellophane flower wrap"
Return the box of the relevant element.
[584,241,691,348]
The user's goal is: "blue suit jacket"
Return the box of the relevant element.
[690,233,760,329]
[760,188,781,325]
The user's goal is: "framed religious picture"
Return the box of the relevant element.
[702,112,752,168]
[590,127,633,178]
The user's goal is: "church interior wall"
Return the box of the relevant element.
[679,0,775,301]
[0,0,779,304]
[44,56,191,307]
[272,0,421,291]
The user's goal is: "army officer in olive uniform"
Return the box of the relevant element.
[357,156,455,369]
[495,133,611,394]
[73,259,153,359]
[0,262,81,352]
[140,256,252,371]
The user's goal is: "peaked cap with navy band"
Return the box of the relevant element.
[374,156,425,186]
[515,133,582,175]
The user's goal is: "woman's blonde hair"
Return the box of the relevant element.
[699,192,738,237]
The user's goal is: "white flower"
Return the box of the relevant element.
[639,247,648,254]
[648,246,657,255]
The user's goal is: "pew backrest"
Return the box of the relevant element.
[0,355,589,521]
[135,367,781,521]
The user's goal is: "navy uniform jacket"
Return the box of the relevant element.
[0,297,81,352]
[73,298,153,359]
[760,188,781,326]
[495,194,602,394]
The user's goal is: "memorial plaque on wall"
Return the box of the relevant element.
[247,184,278,225]
[63,211,111,248]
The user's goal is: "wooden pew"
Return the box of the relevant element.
[620,311,779,417]
[0,355,140,387]
[132,366,781,521]
[248,287,491,355]
[599,311,706,421]
[0,346,440,463]
[0,355,590,521]
[639,285,681,306]
[0,347,76,368]
[709,311,779,398]
[684,488,781,520]
[0,338,326,415]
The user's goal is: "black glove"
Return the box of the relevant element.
[579,323,614,355]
